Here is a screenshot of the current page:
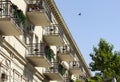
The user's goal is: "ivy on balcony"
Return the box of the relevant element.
[44,46,55,61]
[11,4,27,28]
[58,64,66,76]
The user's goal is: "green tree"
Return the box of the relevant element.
[89,38,120,81]
[85,75,102,82]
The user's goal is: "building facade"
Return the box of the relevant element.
[0,0,91,82]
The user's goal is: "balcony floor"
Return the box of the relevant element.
[58,53,74,61]
[0,18,22,36]
[27,11,50,26]
[44,73,64,81]
[26,55,51,67]
[43,35,63,46]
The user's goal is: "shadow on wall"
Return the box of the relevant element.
[23,62,35,82]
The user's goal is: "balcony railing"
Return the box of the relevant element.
[26,43,54,67]
[26,0,51,26]
[64,73,74,82]
[57,45,75,61]
[0,1,25,35]
[44,62,66,81]
[43,24,64,46]
[69,61,84,75]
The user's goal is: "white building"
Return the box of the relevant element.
[0,0,91,82]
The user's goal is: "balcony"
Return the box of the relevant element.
[57,45,75,61]
[44,62,66,81]
[69,61,84,75]
[64,73,74,82]
[0,1,25,36]
[26,0,51,26]
[26,43,54,67]
[43,24,64,46]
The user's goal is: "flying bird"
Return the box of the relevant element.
[78,13,81,16]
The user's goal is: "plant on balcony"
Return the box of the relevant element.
[58,64,66,76]
[11,4,27,28]
[14,9,27,27]
[44,46,55,61]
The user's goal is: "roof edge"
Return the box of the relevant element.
[46,0,92,77]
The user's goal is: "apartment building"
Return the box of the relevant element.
[0,0,91,82]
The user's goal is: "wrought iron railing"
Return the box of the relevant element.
[0,1,24,32]
[28,43,45,55]
[27,43,54,62]
[43,24,64,39]
[64,73,74,82]
[57,45,75,56]
[27,0,51,21]
[45,62,66,76]
[69,61,83,70]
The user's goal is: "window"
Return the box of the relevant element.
[13,70,28,82]
[22,76,28,82]
[13,70,21,82]
[0,65,10,82]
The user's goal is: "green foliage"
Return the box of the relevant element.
[75,79,82,82]
[58,64,66,76]
[86,79,96,82]
[12,4,27,28]
[14,9,27,27]
[86,75,103,82]
[89,38,120,81]
[44,46,55,61]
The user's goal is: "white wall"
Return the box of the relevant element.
[11,0,27,14]
[5,36,26,58]
[34,26,43,42]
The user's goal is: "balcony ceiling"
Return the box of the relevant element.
[0,18,22,36]
[26,55,52,67]
[43,35,63,46]
[44,73,64,81]
[27,12,50,26]
[58,53,74,61]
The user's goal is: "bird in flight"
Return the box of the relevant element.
[78,13,81,16]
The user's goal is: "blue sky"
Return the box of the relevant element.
[55,0,120,75]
